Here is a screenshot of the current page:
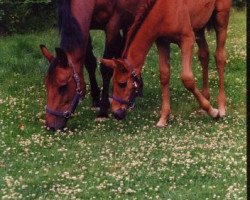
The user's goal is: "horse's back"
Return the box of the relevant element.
[184,0,216,30]
[184,0,231,30]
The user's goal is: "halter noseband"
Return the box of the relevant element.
[45,62,83,119]
[112,59,142,108]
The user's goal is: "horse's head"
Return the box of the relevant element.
[40,45,85,131]
[100,58,142,120]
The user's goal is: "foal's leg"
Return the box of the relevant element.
[97,15,123,119]
[214,10,230,117]
[156,40,171,127]
[196,29,210,100]
[180,32,219,118]
[85,37,100,107]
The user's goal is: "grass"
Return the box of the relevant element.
[0,10,246,199]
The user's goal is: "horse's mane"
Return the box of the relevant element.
[122,0,157,58]
[58,0,84,52]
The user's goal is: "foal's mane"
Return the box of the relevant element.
[58,0,84,52]
[122,0,157,58]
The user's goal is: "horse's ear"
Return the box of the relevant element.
[114,59,129,72]
[100,58,117,69]
[55,47,68,67]
[40,44,54,63]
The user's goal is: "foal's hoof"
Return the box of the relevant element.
[156,119,166,128]
[218,109,226,118]
[198,109,207,115]
[210,108,220,118]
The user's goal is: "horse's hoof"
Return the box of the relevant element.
[156,120,166,128]
[198,109,207,115]
[92,99,100,108]
[210,108,220,118]
[95,117,108,122]
[91,107,100,111]
[218,109,226,118]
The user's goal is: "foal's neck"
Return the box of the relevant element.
[125,10,160,74]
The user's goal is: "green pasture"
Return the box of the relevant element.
[0,10,246,199]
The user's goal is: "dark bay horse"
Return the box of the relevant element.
[40,0,143,130]
[101,0,231,127]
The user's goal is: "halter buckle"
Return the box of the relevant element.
[63,111,71,118]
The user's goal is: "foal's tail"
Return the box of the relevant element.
[206,11,216,31]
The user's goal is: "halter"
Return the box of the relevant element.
[112,59,142,108]
[45,62,83,118]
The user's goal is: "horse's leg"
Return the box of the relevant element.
[97,16,123,119]
[196,29,210,101]
[214,9,230,117]
[85,36,101,107]
[156,40,171,127]
[180,32,219,118]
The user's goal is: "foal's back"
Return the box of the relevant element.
[184,0,231,31]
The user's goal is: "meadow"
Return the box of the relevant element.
[0,10,246,199]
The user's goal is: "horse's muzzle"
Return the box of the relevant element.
[113,108,127,120]
[45,117,67,131]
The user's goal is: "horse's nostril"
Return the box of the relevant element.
[113,109,127,120]
[45,120,66,131]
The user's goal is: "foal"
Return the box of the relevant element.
[101,0,231,127]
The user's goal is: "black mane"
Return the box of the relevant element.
[58,0,84,52]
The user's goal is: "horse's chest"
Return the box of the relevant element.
[91,0,116,28]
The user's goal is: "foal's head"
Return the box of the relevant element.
[40,45,84,131]
[101,58,142,120]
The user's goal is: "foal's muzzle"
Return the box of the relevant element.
[113,108,127,120]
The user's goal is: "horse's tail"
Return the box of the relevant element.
[122,0,157,58]
[206,11,216,31]
[58,0,83,51]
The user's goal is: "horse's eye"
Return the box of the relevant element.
[58,85,67,94]
[118,82,127,89]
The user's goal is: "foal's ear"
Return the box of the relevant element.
[100,58,117,69]
[40,44,54,63]
[114,59,129,72]
[55,47,68,67]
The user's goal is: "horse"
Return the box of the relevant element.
[101,0,231,127]
[40,0,144,130]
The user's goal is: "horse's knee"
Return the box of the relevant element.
[182,74,195,90]
[198,48,209,63]
[215,49,226,66]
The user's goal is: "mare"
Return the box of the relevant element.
[40,0,144,130]
[101,0,232,127]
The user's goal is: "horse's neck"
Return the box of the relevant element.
[67,50,84,73]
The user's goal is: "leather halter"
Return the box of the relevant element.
[45,62,83,118]
[112,59,141,108]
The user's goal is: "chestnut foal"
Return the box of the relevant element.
[101,0,231,127]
